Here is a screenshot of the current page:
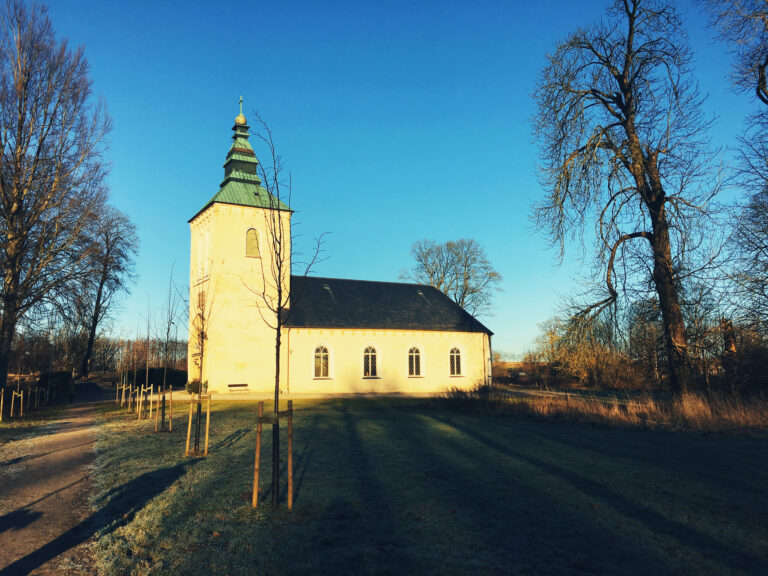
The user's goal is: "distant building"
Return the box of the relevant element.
[187,102,492,394]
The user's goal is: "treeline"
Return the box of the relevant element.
[7,332,187,379]
[521,301,768,394]
[0,2,142,388]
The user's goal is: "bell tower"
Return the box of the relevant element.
[187,98,292,392]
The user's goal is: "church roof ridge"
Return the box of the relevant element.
[293,274,432,289]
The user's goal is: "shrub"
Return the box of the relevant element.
[36,371,73,404]
[186,379,208,394]
[126,367,187,389]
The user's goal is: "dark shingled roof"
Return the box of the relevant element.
[285,276,492,334]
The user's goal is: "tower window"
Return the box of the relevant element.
[363,346,377,378]
[314,346,329,378]
[450,347,462,376]
[246,228,260,258]
[408,347,421,377]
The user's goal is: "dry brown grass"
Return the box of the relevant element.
[437,386,768,433]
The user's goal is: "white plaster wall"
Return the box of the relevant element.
[285,328,491,394]
[189,202,291,393]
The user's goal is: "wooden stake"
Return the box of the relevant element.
[0,388,4,421]
[185,397,194,456]
[149,384,154,419]
[10,391,15,418]
[169,386,173,431]
[287,400,294,510]
[20,391,23,418]
[154,387,160,432]
[252,401,263,508]
[204,394,211,456]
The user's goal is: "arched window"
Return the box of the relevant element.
[450,347,462,376]
[408,347,421,376]
[363,346,377,378]
[246,228,260,258]
[314,346,329,378]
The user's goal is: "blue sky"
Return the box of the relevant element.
[46,0,746,358]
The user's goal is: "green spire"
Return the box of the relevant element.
[222,97,260,186]
[189,97,290,222]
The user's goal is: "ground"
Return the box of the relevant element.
[0,381,109,575]
[1,388,767,575]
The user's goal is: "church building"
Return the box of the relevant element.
[187,102,493,395]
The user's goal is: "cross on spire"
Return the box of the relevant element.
[235,95,247,126]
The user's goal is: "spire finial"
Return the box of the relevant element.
[235,96,247,125]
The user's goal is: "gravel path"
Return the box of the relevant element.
[0,381,110,575]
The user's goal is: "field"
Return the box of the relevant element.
[90,396,768,575]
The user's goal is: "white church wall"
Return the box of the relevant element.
[285,327,491,395]
[189,202,292,393]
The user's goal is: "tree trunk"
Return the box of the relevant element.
[0,323,13,389]
[721,318,738,395]
[80,267,108,379]
[0,288,20,390]
[648,202,689,393]
[272,322,281,506]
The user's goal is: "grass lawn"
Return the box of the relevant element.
[91,397,768,575]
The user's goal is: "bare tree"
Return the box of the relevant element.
[533,0,721,392]
[246,112,323,507]
[730,190,768,331]
[401,238,502,317]
[78,206,137,378]
[709,0,768,191]
[628,298,664,387]
[704,1,768,330]
[189,272,214,389]
[0,1,110,387]
[156,263,183,391]
[704,0,768,107]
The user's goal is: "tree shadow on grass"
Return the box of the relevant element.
[299,405,413,576]
[0,462,193,576]
[427,412,768,575]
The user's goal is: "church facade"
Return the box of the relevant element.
[188,104,493,395]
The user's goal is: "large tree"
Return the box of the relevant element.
[705,0,768,330]
[533,0,719,391]
[0,1,109,387]
[78,206,137,378]
[401,238,502,317]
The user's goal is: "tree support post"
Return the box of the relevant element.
[252,401,264,508]
[185,397,194,456]
[204,394,211,456]
[194,396,203,452]
[154,387,161,432]
[287,400,293,510]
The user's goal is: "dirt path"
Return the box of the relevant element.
[0,381,110,575]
